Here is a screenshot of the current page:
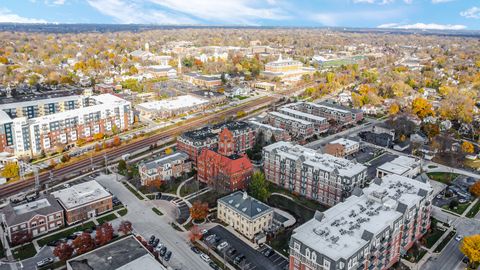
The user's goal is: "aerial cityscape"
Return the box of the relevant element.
[0,1,480,270]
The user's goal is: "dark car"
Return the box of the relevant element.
[463,257,469,264]
[214,235,221,243]
[67,234,78,240]
[153,238,160,247]
[47,239,66,247]
[159,246,167,257]
[191,246,201,254]
[149,235,156,245]
[164,251,172,261]
[209,261,220,270]
[263,248,274,257]
[227,248,237,256]
[233,254,245,265]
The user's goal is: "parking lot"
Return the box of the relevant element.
[205,226,288,270]
[257,245,289,270]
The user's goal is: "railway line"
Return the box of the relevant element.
[0,96,274,198]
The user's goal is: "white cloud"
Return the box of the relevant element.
[0,8,47,23]
[378,22,466,30]
[311,9,402,26]
[87,0,196,24]
[353,0,395,4]
[460,7,480,19]
[432,0,454,3]
[52,0,66,4]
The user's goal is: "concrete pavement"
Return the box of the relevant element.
[95,173,211,270]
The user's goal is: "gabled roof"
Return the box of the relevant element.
[218,191,273,219]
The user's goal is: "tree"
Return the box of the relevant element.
[461,141,474,154]
[112,136,121,147]
[93,133,104,141]
[72,233,95,255]
[388,103,400,116]
[248,171,270,202]
[60,153,70,163]
[118,159,128,175]
[1,162,19,179]
[165,147,173,155]
[95,223,114,246]
[411,97,434,119]
[95,143,102,152]
[449,199,459,209]
[76,138,86,146]
[189,225,203,242]
[53,242,74,261]
[236,111,246,118]
[118,220,133,235]
[470,181,480,197]
[189,201,209,221]
[421,123,440,140]
[111,124,118,135]
[460,234,480,266]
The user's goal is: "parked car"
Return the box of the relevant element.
[217,241,228,251]
[209,261,220,270]
[455,235,463,241]
[263,248,274,257]
[164,251,172,261]
[155,243,164,252]
[227,248,237,256]
[191,246,201,254]
[159,246,167,257]
[67,234,78,240]
[153,238,160,247]
[149,235,156,245]
[200,253,211,263]
[201,229,209,235]
[214,235,221,243]
[36,257,54,267]
[233,254,245,265]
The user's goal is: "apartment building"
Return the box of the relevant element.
[278,107,329,134]
[263,141,367,206]
[182,72,222,88]
[52,180,112,225]
[286,101,363,125]
[138,152,192,186]
[249,120,291,143]
[1,194,64,244]
[261,55,315,82]
[323,138,360,158]
[177,121,255,165]
[289,174,433,270]
[266,112,315,140]
[218,191,273,240]
[0,94,133,157]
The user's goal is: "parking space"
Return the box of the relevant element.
[257,245,289,270]
[205,226,286,270]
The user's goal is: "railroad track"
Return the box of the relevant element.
[0,96,274,198]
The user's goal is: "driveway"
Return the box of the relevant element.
[95,174,211,270]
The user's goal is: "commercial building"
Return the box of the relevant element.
[285,102,363,126]
[266,111,315,140]
[249,120,291,143]
[183,72,222,88]
[177,121,255,165]
[138,152,192,186]
[52,180,112,225]
[0,94,133,157]
[1,195,64,242]
[278,107,329,134]
[252,82,277,91]
[263,141,367,206]
[67,235,166,270]
[376,156,420,179]
[218,191,273,240]
[323,138,360,158]
[197,128,253,191]
[289,174,433,270]
[136,94,209,119]
[261,55,315,82]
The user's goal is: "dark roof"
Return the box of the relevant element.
[181,121,252,141]
[396,202,408,214]
[218,191,272,219]
[317,101,362,113]
[2,194,63,226]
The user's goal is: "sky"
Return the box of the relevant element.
[1,0,480,30]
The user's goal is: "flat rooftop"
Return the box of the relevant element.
[137,94,208,111]
[268,111,313,125]
[279,107,326,122]
[292,174,432,261]
[329,138,359,148]
[52,180,111,209]
[142,152,189,170]
[249,120,285,131]
[0,94,84,110]
[67,235,166,270]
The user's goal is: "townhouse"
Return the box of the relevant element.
[278,107,329,134]
[266,111,315,140]
[138,152,192,186]
[285,101,363,126]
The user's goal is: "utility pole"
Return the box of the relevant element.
[104,153,108,174]
[34,166,39,194]
[18,161,25,181]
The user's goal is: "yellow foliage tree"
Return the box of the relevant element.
[411,97,434,119]
[462,141,475,154]
[1,162,19,179]
[165,147,173,155]
[460,234,480,265]
[388,104,400,115]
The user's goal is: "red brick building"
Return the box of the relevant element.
[197,129,253,191]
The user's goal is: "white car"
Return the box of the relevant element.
[455,235,463,241]
[217,241,228,251]
[155,243,164,252]
[200,253,211,263]
[36,257,54,267]
[201,229,208,235]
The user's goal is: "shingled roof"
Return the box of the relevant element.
[218,191,273,220]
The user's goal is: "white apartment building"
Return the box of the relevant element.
[376,156,421,179]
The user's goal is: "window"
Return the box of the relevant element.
[306,248,310,258]
[294,242,300,251]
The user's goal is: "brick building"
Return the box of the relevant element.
[266,111,315,140]
[285,101,363,126]
[289,174,433,270]
[197,129,253,191]
[263,141,367,206]
[52,180,112,225]
[138,152,192,186]
[1,194,64,244]
[177,121,255,165]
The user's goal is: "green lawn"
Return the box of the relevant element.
[12,243,36,260]
[268,184,328,213]
[123,182,144,200]
[189,190,224,208]
[97,213,117,224]
[426,172,458,184]
[423,218,447,249]
[152,207,164,216]
[434,230,456,253]
[442,202,471,215]
[118,208,128,217]
[37,221,96,247]
[0,238,4,258]
[466,200,480,218]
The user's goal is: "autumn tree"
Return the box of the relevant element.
[53,242,74,261]
[460,234,480,267]
[388,103,400,116]
[112,136,121,147]
[411,97,434,119]
[118,220,133,235]
[470,182,480,197]
[93,133,104,141]
[1,162,19,179]
[189,201,209,222]
[248,171,270,202]
[95,223,114,246]
[421,123,440,140]
[165,147,173,155]
[72,232,95,255]
[462,141,475,154]
[189,225,203,242]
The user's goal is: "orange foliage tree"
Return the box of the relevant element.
[189,201,209,221]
